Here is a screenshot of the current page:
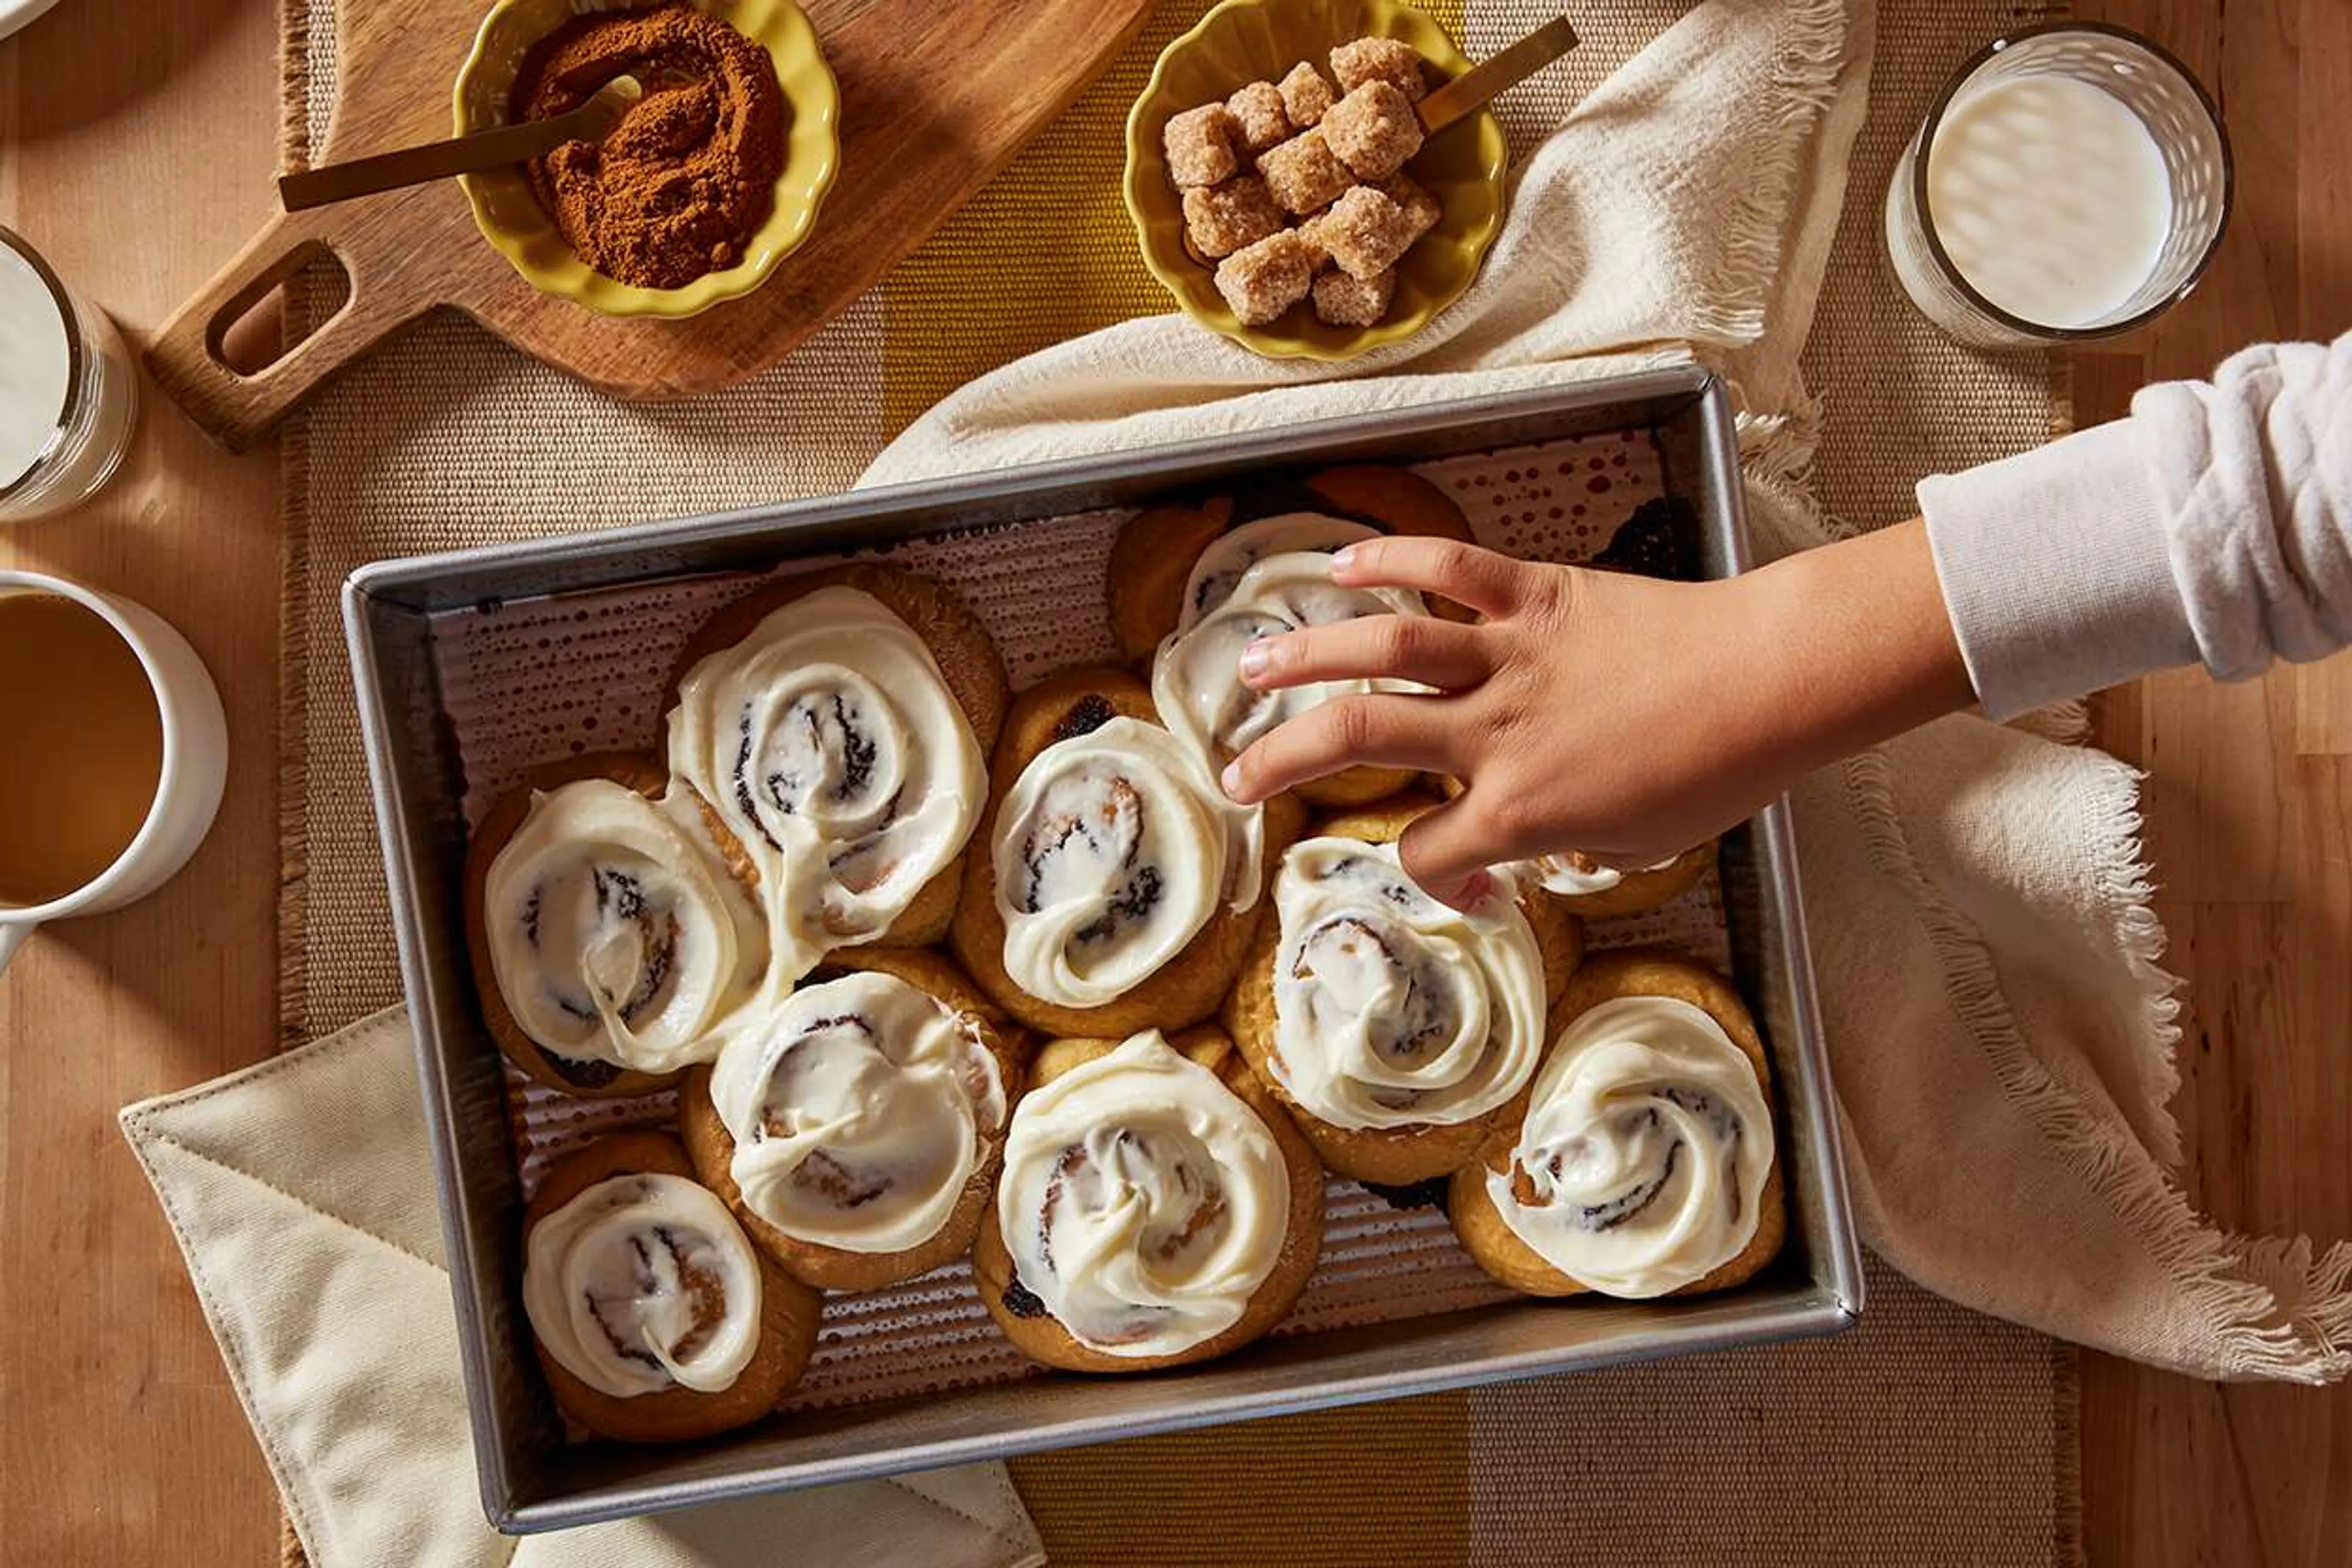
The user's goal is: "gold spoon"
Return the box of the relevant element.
[276,75,646,213]
[1419,15,1579,133]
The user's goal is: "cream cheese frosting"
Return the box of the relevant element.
[709,970,1006,1254]
[998,1033,1290,1357]
[1490,995,1774,1298]
[1177,513,1379,625]
[522,1171,764,1397]
[1525,850,1682,897]
[483,777,767,1076]
[1269,837,1547,1130]
[667,585,987,986]
[1153,517,1431,773]
[992,715,1262,1009]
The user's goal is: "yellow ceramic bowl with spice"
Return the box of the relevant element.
[1125,0,1509,360]
[453,0,841,319]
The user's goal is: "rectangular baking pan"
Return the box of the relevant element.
[345,364,1864,1534]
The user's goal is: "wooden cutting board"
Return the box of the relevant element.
[145,0,1156,451]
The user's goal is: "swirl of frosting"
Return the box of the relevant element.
[709,970,1007,1254]
[667,585,987,983]
[1490,996,1774,1298]
[998,1033,1289,1357]
[522,1172,764,1396]
[484,778,767,1076]
[1523,850,1682,897]
[992,715,1261,1009]
[1153,523,1431,772]
[1270,838,1546,1130]
[1178,513,1380,625]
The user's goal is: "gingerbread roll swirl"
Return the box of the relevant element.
[1268,837,1547,1131]
[708,969,1008,1254]
[482,777,767,1077]
[667,585,987,982]
[1491,995,1775,1297]
[522,1170,764,1398]
[993,714,1262,1010]
[997,1031,1290,1358]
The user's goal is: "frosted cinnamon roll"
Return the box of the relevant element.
[1225,796,1581,1184]
[666,567,1008,984]
[1450,950,1784,1300]
[1520,840,1718,918]
[1104,465,1476,666]
[466,753,767,1096]
[521,1133,821,1444]
[952,666,1301,1039]
[680,948,1027,1291]
[973,1027,1325,1371]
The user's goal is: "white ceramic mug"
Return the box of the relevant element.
[0,571,228,976]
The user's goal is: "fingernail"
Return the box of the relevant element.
[1220,760,1246,800]
[1442,870,1493,910]
[1330,544,1359,572]
[1237,639,1272,681]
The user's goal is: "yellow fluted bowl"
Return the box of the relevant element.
[453,0,841,319]
[1125,0,1509,360]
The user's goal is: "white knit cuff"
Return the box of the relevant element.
[1920,419,2198,720]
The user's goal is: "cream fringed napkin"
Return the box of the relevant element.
[119,1009,1045,1568]
[864,0,2352,1382]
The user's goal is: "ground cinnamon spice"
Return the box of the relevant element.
[511,2,786,290]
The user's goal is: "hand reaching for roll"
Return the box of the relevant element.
[1218,527,1977,907]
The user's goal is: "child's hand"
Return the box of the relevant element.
[1219,525,1973,907]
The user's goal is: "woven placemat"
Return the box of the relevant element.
[274,1,2078,1563]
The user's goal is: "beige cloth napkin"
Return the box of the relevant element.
[866,0,2352,1382]
[121,1009,1046,1568]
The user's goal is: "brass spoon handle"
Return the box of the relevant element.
[276,77,642,212]
[1419,15,1579,134]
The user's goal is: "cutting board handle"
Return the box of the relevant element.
[144,206,435,453]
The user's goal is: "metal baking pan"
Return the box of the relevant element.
[345,364,1863,1534]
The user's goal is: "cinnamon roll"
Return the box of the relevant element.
[680,948,1027,1291]
[1224,797,1582,1185]
[972,1027,1325,1371]
[464,753,767,1096]
[1520,841,1718,918]
[521,1133,821,1444]
[1450,949,1784,1300]
[1105,464,1475,665]
[665,565,1008,986]
[951,666,1302,1039]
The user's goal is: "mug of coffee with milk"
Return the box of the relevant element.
[1,225,140,523]
[1885,23,2231,349]
[0,572,227,974]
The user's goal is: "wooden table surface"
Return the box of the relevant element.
[2,0,2345,1562]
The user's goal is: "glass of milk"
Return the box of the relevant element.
[0,226,140,524]
[1886,23,2231,349]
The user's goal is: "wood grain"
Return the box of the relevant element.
[142,0,1156,451]
[2076,4,2352,1567]
[0,0,2346,1564]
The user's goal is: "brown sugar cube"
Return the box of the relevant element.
[1318,185,1419,280]
[1164,104,1240,188]
[1215,230,1315,325]
[1278,61,1336,127]
[1330,36,1430,102]
[1322,80,1423,181]
[1295,209,1333,270]
[1225,81,1292,156]
[1256,127,1354,214]
[1377,172,1442,242]
[1183,175,1286,258]
[1313,266,1396,326]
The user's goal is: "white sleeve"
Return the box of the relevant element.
[1918,334,2352,719]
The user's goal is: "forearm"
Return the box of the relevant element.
[1922,334,2352,718]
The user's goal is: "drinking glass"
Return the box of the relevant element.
[0,225,140,522]
[1884,23,2231,349]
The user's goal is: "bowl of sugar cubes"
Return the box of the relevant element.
[1125,0,1509,359]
